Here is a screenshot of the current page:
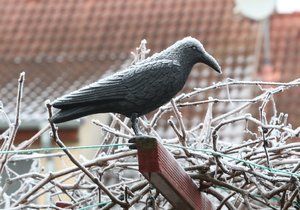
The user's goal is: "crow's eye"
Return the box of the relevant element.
[192,46,197,50]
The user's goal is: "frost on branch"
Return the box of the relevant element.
[0,42,300,209]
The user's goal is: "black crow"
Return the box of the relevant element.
[51,37,221,134]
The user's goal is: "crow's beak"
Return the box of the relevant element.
[202,52,222,74]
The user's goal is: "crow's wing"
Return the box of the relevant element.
[52,59,180,109]
[52,72,126,108]
[122,59,182,107]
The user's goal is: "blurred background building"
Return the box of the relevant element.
[0,0,299,149]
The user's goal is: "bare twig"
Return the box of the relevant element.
[1,46,300,209]
[0,72,25,174]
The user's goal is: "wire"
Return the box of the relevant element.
[164,144,300,178]
[0,143,132,155]
[1,141,299,178]
[78,201,111,210]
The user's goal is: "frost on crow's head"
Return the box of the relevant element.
[173,36,222,73]
[174,36,206,55]
[178,37,205,50]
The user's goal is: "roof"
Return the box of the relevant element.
[263,13,300,125]
[0,0,299,136]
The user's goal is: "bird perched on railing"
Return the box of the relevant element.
[51,37,221,135]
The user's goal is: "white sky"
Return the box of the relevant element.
[277,0,300,13]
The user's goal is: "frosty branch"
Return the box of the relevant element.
[1,42,300,209]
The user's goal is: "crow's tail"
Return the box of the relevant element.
[51,105,103,124]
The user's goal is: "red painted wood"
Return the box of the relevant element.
[133,136,214,210]
[55,201,72,208]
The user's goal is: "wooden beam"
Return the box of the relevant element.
[130,136,214,210]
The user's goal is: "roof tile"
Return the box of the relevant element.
[0,0,298,134]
